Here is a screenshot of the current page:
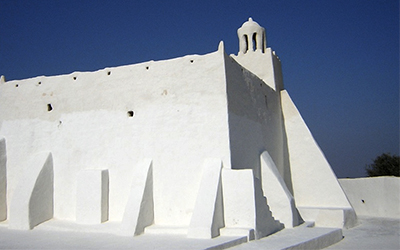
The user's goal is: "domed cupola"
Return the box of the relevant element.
[237,18,266,55]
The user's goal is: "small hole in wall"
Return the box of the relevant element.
[107,71,111,75]
[15,84,19,87]
[190,60,194,63]
[127,111,134,117]
[47,104,53,112]
[146,66,149,70]
[38,81,42,85]
[361,199,365,203]
[73,77,77,80]
[264,95,268,108]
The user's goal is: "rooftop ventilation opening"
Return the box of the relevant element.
[127,110,134,117]
[47,103,53,112]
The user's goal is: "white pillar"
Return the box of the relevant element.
[76,169,109,224]
[120,159,154,236]
[188,159,224,238]
[9,152,53,230]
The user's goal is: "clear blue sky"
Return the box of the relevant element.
[0,0,398,178]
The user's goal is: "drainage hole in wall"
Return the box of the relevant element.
[361,199,365,203]
[190,60,194,63]
[38,81,42,85]
[146,66,149,70]
[15,84,19,87]
[127,110,134,117]
[47,104,53,112]
[73,77,77,80]
[107,71,111,75]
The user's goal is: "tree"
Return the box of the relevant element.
[366,153,399,177]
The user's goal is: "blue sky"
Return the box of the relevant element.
[0,0,398,177]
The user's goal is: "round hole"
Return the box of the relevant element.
[107,71,111,75]
[190,60,194,63]
[15,84,19,87]
[146,66,149,70]
[38,81,42,85]
[73,77,77,80]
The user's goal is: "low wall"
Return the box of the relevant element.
[339,177,400,218]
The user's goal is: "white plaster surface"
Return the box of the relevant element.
[280,90,356,228]
[222,169,283,239]
[76,169,109,224]
[0,137,6,221]
[0,17,358,244]
[298,207,357,229]
[237,18,266,55]
[260,151,301,228]
[339,177,400,218]
[230,224,343,250]
[0,219,248,250]
[225,51,288,185]
[120,159,153,236]
[188,159,224,238]
[0,49,231,225]
[326,216,400,250]
[281,90,351,208]
[0,216,397,250]
[232,48,283,91]
[9,152,53,230]
[222,169,258,230]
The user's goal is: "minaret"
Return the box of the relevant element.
[232,18,283,91]
[237,18,266,55]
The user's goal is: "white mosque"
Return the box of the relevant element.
[0,18,359,243]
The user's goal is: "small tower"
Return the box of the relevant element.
[237,18,266,55]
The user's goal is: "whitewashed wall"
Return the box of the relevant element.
[0,49,232,225]
[227,52,286,183]
[339,177,400,218]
